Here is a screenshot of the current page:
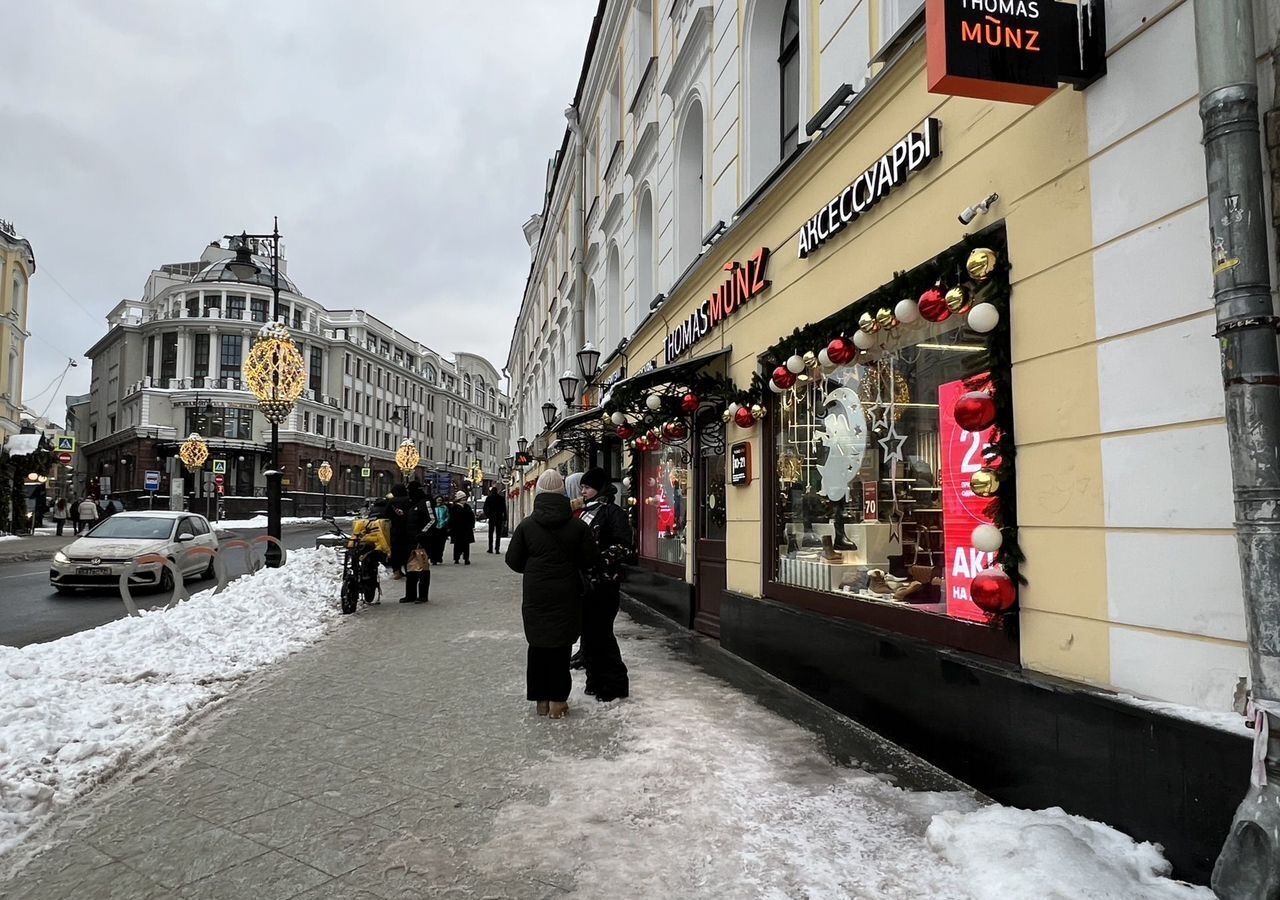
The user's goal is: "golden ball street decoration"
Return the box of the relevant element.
[875,307,895,330]
[857,311,879,334]
[178,432,209,472]
[395,439,421,477]
[944,285,971,314]
[242,322,306,424]
[316,461,333,486]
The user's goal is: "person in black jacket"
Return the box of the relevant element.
[575,467,632,701]
[449,491,476,565]
[400,481,435,604]
[483,487,507,554]
[505,470,600,719]
[382,484,413,579]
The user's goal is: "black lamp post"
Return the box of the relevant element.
[517,436,529,455]
[558,370,581,407]
[541,400,558,429]
[233,219,293,567]
[577,341,602,384]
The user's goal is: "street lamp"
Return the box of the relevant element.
[179,432,209,515]
[558,370,581,407]
[317,460,333,518]
[577,341,602,384]
[395,439,421,483]
[541,400,558,428]
[517,436,529,455]
[243,321,306,567]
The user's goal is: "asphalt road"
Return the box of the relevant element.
[0,524,334,648]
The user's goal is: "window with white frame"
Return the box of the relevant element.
[881,0,924,42]
[675,99,705,273]
[636,189,655,329]
[636,0,653,65]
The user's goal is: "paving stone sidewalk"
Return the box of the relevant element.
[0,546,964,900]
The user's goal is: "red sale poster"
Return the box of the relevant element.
[938,377,997,621]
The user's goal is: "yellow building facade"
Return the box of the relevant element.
[0,221,35,436]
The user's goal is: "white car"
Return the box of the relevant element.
[49,511,220,594]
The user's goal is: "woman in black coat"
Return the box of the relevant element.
[383,484,413,578]
[575,467,632,702]
[505,470,600,719]
[448,491,476,565]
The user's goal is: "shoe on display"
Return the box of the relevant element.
[867,570,894,595]
[893,581,924,602]
[821,535,840,561]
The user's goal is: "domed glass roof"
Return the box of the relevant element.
[190,257,299,293]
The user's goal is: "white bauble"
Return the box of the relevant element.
[894,298,921,325]
[610,411,627,426]
[967,303,1000,334]
[818,349,834,369]
[785,354,805,374]
[971,523,1003,553]
[853,330,875,350]
[622,476,631,489]
[769,378,784,393]
[646,393,662,411]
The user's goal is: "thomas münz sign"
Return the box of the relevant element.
[796,119,941,260]
[664,248,770,364]
[927,0,1107,105]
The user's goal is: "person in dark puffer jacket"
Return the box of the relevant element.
[505,470,600,719]
[575,467,631,702]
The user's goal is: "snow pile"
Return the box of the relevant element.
[0,549,344,857]
[218,515,343,529]
[927,806,1211,899]
[477,618,1210,899]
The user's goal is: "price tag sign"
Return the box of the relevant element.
[862,482,878,519]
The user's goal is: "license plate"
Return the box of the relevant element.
[77,567,110,576]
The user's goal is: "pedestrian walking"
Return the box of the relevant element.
[575,468,631,701]
[504,469,600,719]
[69,494,81,535]
[449,491,475,565]
[400,481,434,605]
[483,486,507,554]
[428,495,450,565]
[51,497,68,537]
[78,496,99,532]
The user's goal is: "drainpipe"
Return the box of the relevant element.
[565,107,588,386]
[1197,1,1280,895]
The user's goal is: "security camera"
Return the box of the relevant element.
[958,193,999,226]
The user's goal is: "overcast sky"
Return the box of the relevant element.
[3,0,595,423]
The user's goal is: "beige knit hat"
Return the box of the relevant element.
[536,470,566,495]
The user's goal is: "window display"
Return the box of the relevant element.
[772,320,995,620]
[639,446,688,566]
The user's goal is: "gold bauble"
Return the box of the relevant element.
[970,468,1001,497]
[875,307,895,329]
[966,248,999,281]
[722,409,733,424]
[802,351,819,369]
[750,403,765,420]
[858,311,879,334]
[627,497,637,507]
[945,285,970,314]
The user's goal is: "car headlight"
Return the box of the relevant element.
[53,551,69,564]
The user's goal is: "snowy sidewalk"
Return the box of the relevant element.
[1,550,1209,899]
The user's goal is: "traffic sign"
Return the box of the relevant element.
[361,467,372,478]
[214,475,224,485]
[144,470,161,492]
[57,452,72,466]
[55,436,75,452]
[211,459,227,474]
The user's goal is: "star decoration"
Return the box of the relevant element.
[877,420,908,470]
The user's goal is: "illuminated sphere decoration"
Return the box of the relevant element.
[317,461,333,486]
[243,322,306,424]
[395,439,421,476]
[179,433,209,471]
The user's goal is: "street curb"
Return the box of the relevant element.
[0,522,332,565]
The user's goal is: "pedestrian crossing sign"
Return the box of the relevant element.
[211,459,227,474]
[361,466,372,478]
[55,436,75,452]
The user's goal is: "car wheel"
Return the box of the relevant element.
[159,565,175,593]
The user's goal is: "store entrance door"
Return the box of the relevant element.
[693,417,727,638]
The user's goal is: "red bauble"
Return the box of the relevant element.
[918,288,950,323]
[827,337,855,366]
[772,365,797,390]
[954,391,997,432]
[680,393,699,414]
[970,567,1017,613]
[663,421,688,441]
[616,425,634,440]
[734,406,757,428]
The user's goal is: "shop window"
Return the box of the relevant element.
[769,275,1013,637]
[639,446,688,567]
